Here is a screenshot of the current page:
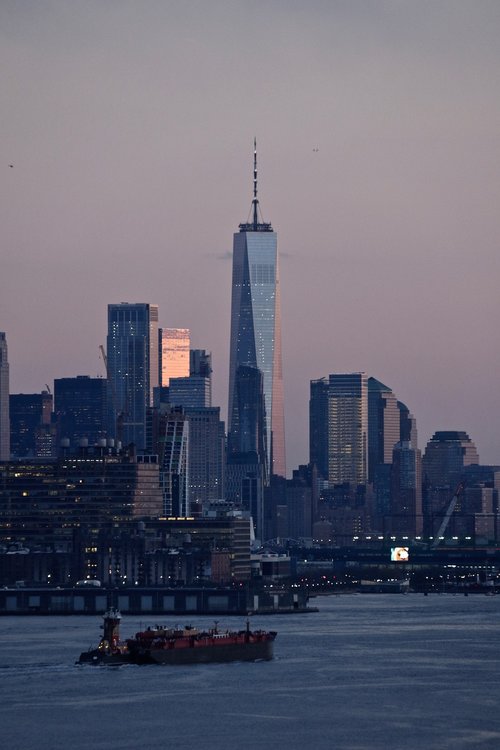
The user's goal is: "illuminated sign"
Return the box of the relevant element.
[391,546,409,562]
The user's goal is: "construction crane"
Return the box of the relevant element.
[430,482,465,550]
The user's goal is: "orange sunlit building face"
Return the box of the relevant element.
[159,328,190,387]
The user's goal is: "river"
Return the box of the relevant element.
[1,593,499,749]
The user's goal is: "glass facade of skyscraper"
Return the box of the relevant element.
[159,328,190,387]
[367,377,400,483]
[309,377,329,480]
[328,373,368,486]
[228,226,285,477]
[107,303,158,449]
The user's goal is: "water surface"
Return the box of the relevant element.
[1,593,499,749]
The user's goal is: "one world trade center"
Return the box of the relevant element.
[228,142,286,479]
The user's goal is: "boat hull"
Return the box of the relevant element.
[78,638,275,666]
[77,649,132,666]
[131,639,274,665]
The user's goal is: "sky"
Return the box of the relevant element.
[1,1,500,474]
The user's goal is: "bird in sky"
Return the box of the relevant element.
[9,164,13,168]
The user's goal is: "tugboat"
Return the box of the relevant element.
[77,609,277,665]
[77,609,131,665]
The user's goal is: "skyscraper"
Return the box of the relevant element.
[159,328,190,387]
[228,141,285,478]
[54,376,107,449]
[157,406,190,517]
[168,377,211,409]
[190,349,212,405]
[190,349,212,379]
[184,406,225,511]
[10,390,53,457]
[309,377,329,480]
[397,400,418,448]
[0,333,10,460]
[367,377,400,483]
[107,303,159,449]
[390,440,423,536]
[423,430,479,489]
[328,373,368,486]
[229,365,267,471]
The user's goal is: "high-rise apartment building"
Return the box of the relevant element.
[227,142,285,478]
[106,303,159,449]
[328,373,368,486]
[159,328,190,387]
[0,333,10,460]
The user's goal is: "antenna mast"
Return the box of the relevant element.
[238,138,272,233]
[252,137,258,229]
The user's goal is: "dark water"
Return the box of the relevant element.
[1,594,500,750]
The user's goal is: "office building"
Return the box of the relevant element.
[54,376,107,449]
[189,348,212,406]
[156,406,189,517]
[168,376,211,409]
[367,378,401,521]
[227,142,285,478]
[0,333,9,461]
[228,365,267,469]
[10,391,53,457]
[328,373,368,486]
[149,357,222,513]
[398,400,418,448]
[423,431,479,489]
[185,407,225,512]
[0,451,163,548]
[367,378,400,483]
[390,440,423,536]
[190,349,212,378]
[226,452,265,540]
[159,328,190,387]
[309,378,329,480]
[226,364,267,539]
[106,303,159,449]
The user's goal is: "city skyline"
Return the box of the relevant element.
[2,2,500,472]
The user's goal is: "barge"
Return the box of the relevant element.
[78,609,276,665]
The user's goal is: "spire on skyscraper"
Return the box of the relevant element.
[240,139,272,233]
[252,137,258,229]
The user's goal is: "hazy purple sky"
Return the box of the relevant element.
[2,1,500,473]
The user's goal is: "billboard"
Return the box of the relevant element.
[391,546,409,562]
